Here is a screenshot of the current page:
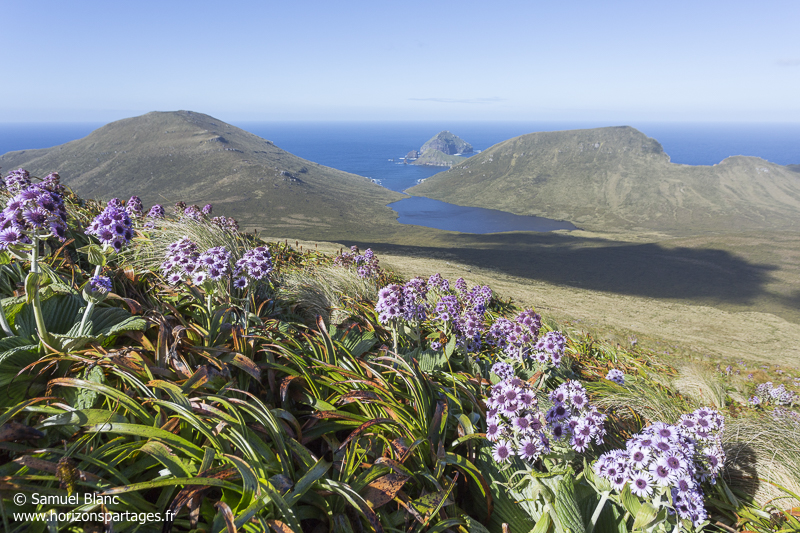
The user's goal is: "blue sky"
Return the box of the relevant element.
[2,0,798,123]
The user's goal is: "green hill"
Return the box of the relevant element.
[407,126,800,235]
[0,111,404,239]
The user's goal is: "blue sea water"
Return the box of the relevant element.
[1,121,799,233]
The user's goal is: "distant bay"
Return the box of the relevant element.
[1,120,799,233]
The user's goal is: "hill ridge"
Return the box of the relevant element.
[0,111,404,239]
[407,126,800,234]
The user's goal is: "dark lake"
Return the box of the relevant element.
[388,196,577,234]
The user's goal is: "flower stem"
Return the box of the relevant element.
[79,264,103,334]
[588,491,611,532]
[30,233,54,348]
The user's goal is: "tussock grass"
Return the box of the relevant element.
[673,363,728,409]
[587,373,689,425]
[276,264,380,325]
[723,412,800,508]
[126,217,248,273]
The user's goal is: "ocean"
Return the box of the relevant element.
[1,121,799,232]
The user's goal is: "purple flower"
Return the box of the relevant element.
[3,168,32,192]
[0,170,68,247]
[595,407,725,527]
[234,246,273,284]
[126,196,143,217]
[606,368,625,385]
[86,201,133,249]
[89,275,112,293]
[630,473,654,497]
[147,204,165,219]
[492,440,513,463]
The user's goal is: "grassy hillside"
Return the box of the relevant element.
[2,179,798,532]
[408,126,800,235]
[0,111,404,239]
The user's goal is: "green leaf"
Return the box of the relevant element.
[444,335,456,358]
[139,440,195,478]
[37,409,127,428]
[632,501,659,530]
[85,244,106,267]
[530,510,551,533]
[24,272,40,304]
[285,458,331,506]
[49,377,156,425]
[619,484,641,518]
[262,482,303,531]
[83,422,205,461]
[549,474,585,533]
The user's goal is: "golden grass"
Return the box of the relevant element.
[276,264,380,326]
[723,412,800,509]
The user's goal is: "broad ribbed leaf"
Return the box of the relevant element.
[547,474,586,533]
[631,501,659,530]
[41,293,83,333]
[90,306,147,336]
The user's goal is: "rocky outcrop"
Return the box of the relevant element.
[420,131,473,155]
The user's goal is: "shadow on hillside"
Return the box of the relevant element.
[341,230,782,307]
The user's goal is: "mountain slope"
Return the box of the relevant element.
[0,111,404,238]
[408,126,800,234]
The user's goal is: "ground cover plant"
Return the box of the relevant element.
[0,168,799,532]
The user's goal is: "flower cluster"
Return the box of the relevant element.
[0,170,68,249]
[170,201,239,232]
[546,381,606,452]
[147,204,165,219]
[534,331,566,365]
[334,246,381,278]
[125,196,143,218]
[233,246,273,289]
[182,204,204,221]
[161,237,200,284]
[193,246,231,284]
[486,377,551,463]
[144,204,165,229]
[594,408,725,527]
[487,310,541,358]
[486,378,605,465]
[88,275,112,294]
[85,199,134,252]
[606,369,625,385]
[427,273,450,292]
[487,311,566,370]
[210,215,239,232]
[749,381,797,407]
[376,278,429,324]
[428,278,492,352]
[3,168,32,192]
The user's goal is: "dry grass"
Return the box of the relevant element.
[587,374,689,425]
[723,412,800,509]
[672,364,728,409]
[276,264,380,326]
